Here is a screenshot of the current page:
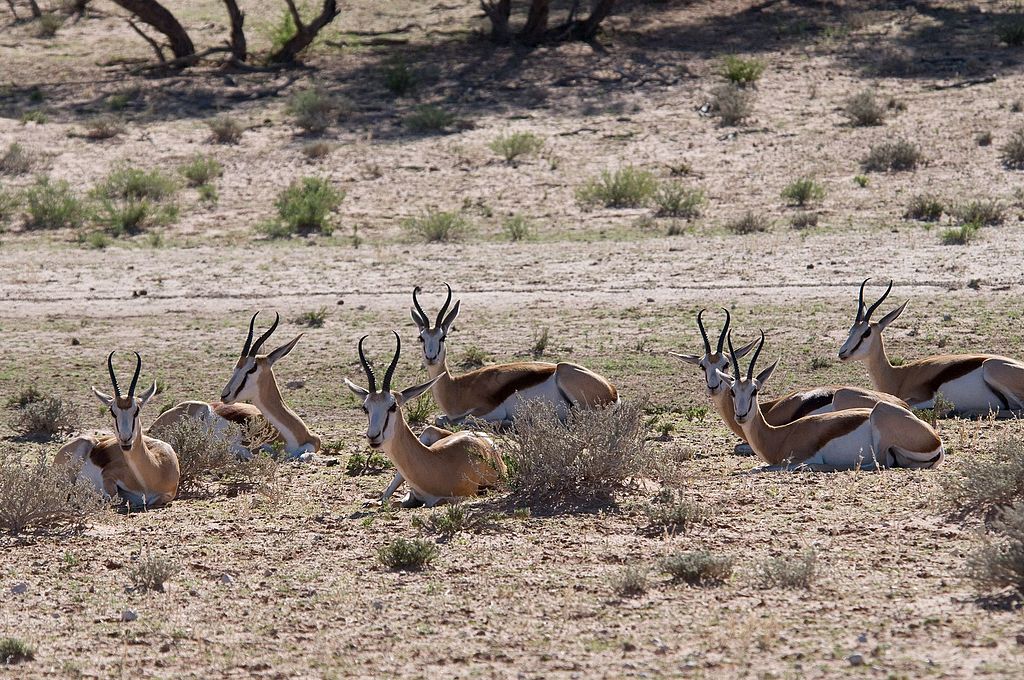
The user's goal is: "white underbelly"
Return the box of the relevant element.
[79,458,106,495]
[931,369,999,413]
[800,422,878,469]
[482,375,567,421]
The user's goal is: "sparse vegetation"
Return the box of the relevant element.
[378,538,438,571]
[404,105,456,134]
[412,503,502,539]
[261,177,344,237]
[531,327,549,358]
[661,551,734,586]
[721,55,765,85]
[726,211,768,234]
[862,139,922,172]
[954,200,1004,226]
[302,141,334,160]
[127,554,180,593]
[610,565,648,597]
[790,212,819,230]
[345,449,391,476]
[940,223,980,246]
[489,132,544,163]
[0,452,107,535]
[401,210,473,242]
[997,18,1024,47]
[287,88,347,134]
[976,130,993,147]
[843,90,886,126]
[179,155,223,187]
[755,550,818,589]
[999,127,1024,169]
[939,436,1024,516]
[503,214,535,241]
[576,166,658,209]
[20,110,47,125]
[967,502,1024,594]
[853,174,869,187]
[0,637,34,665]
[0,142,32,175]
[23,176,87,230]
[206,116,244,144]
[295,307,327,327]
[36,12,64,38]
[403,390,436,426]
[13,397,79,439]
[905,194,944,222]
[711,83,754,126]
[83,115,125,140]
[644,488,708,535]
[382,57,417,96]
[458,345,490,369]
[92,166,178,236]
[0,188,19,226]
[653,183,704,218]
[781,177,825,206]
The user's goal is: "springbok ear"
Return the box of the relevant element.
[267,334,302,366]
[396,375,441,405]
[733,339,758,359]
[668,351,702,365]
[876,300,909,331]
[411,307,428,330]
[714,369,735,386]
[137,381,158,407]
[754,359,779,388]
[91,387,114,406]
[441,300,461,330]
[344,378,370,399]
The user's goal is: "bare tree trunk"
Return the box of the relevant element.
[519,0,549,45]
[111,0,195,61]
[28,0,42,18]
[268,0,339,64]
[480,0,511,44]
[576,0,615,40]
[222,0,247,62]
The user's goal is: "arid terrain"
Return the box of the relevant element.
[2,1,1024,678]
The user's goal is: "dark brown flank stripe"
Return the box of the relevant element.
[789,392,835,421]
[89,445,112,468]
[471,366,557,416]
[213,402,263,424]
[923,357,987,398]
[806,415,866,457]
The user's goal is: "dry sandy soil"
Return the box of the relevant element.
[2,0,1024,677]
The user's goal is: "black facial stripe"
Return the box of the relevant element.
[233,365,259,398]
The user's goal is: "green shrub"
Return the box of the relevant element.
[23,176,87,230]
[503,214,534,241]
[92,166,178,236]
[722,55,765,85]
[940,223,980,246]
[954,200,1004,226]
[179,155,223,187]
[661,551,734,585]
[264,177,344,237]
[489,132,544,163]
[197,183,218,204]
[0,637,34,664]
[576,166,658,208]
[0,143,32,176]
[0,188,19,227]
[287,88,346,134]
[295,307,327,327]
[842,90,886,126]
[378,538,438,570]
[382,57,417,96]
[904,194,944,221]
[20,110,47,125]
[95,166,177,202]
[781,177,825,206]
[755,550,818,589]
[206,115,243,144]
[268,6,298,54]
[1000,127,1024,169]
[654,183,704,218]
[853,174,869,187]
[403,105,455,134]
[861,139,921,172]
[401,210,473,242]
[726,211,768,234]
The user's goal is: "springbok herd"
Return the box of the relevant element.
[53,279,1024,510]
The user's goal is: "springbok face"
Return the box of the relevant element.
[92,351,157,451]
[838,279,909,362]
[410,283,461,368]
[221,311,302,404]
[671,308,756,395]
[715,331,778,426]
[345,332,439,448]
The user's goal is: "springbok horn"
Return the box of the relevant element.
[250,312,280,356]
[717,307,731,355]
[696,309,711,355]
[357,335,377,393]
[128,351,142,397]
[435,282,453,329]
[727,332,741,378]
[748,330,766,381]
[412,286,429,328]
[383,331,401,392]
[241,312,259,358]
[864,279,893,321]
[107,351,122,399]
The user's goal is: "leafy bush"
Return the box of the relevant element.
[378,538,438,570]
[905,194,944,221]
[503,214,535,241]
[501,401,650,507]
[382,57,418,96]
[179,155,222,187]
[14,397,80,439]
[0,452,107,535]
[726,211,768,234]
[206,115,244,144]
[261,177,344,237]
[489,132,544,163]
[92,166,178,236]
[654,183,704,218]
[1001,127,1024,169]
[781,177,825,206]
[0,637,34,665]
[967,502,1024,594]
[401,210,473,242]
[95,166,177,202]
[576,166,658,208]
[287,88,347,134]
[23,176,87,230]
[661,551,734,585]
[0,142,31,175]
[403,105,456,133]
[711,83,754,126]
[127,554,180,593]
[861,139,921,172]
[722,55,765,85]
[411,503,502,539]
[842,90,886,126]
[954,200,1004,226]
[940,223,980,246]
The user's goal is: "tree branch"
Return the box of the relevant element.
[127,18,166,63]
[222,0,246,62]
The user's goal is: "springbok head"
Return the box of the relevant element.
[837,279,909,362]
[670,309,757,395]
[221,311,303,404]
[92,351,158,451]
[715,331,779,425]
[410,283,460,368]
[345,332,439,448]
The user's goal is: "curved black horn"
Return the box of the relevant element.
[726,332,740,378]
[748,330,766,381]
[864,279,893,321]
[717,307,731,354]
[128,352,142,397]
[250,312,280,356]
[856,279,869,323]
[435,282,453,328]
[383,330,401,392]
[412,286,429,328]
[107,351,122,399]
[696,309,711,355]
[241,312,259,357]
[357,335,377,393]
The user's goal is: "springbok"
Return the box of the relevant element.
[345,332,505,508]
[718,331,944,470]
[55,352,180,508]
[838,279,1024,416]
[671,309,909,450]
[148,311,321,460]
[410,284,618,428]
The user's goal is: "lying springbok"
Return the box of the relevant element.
[719,331,944,470]
[345,332,505,507]
[55,352,180,508]
[149,311,321,460]
[411,284,617,428]
[671,309,909,450]
[838,279,1024,416]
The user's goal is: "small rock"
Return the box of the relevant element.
[121,609,138,622]
[336,299,344,306]
[219,574,235,585]
[70,337,80,346]
[1015,633,1024,646]
[11,582,28,595]
[622,641,636,652]
[646,297,654,303]
[857,633,868,644]
[848,654,865,666]
[807,264,814,269]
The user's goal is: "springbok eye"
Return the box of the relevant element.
[388,403,397,413]
[863,328,872,337]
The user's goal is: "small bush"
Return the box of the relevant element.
[404,105,456,134]
[853,174,869,187]
[501,401,650,507]
[262,177,344,237]
[905,194,944,221]
[36,12,64,37]
[1000,127,1024,169]
[401,210,473,242]
[378,538,438,570]
[967,502,1024,594]
[940,223,980,246]
[610,565,647,597]
[14,397,80,439]
[489,132,544,163]
[998,19,1024,46]
[722,55,765,85]
[287,88,346,134]
[842,90,886,126]
[8,386,43,409]
[861,139,921,172]
[127,554,179,593]
[179,155,222,187]
[95,166,177,202]
[0,189,19,226]
[653,183,704,218]
[755,550,818,589]
[301,141,333,160]
[726,211,768,234]
[84,231,110,249]
[645,488,708,535]
[661,551,734,585]
[345,449,391,476]
[96,199,178,236]
[0,143,31,176]
[711,84,754,126]
[92,166,178,236]
[295,307,327,327]
[939,436,1024,515]
[382,57,417,96]
[0,637,34,664]
[790,212,819,230]
[404,390,436,426]
[20,110,47,125]
[23,176,87,230]
[206,115,243,144]
[268,6,298,54]
[83,115,125,140]
[411,503,502,539]
[576,166,658,208]
[531,327,549,358]
[503,214,535,241]
[781,177,825,206]
[197,184,218,204]
[0,452,107,535]
[954,200,1004,226]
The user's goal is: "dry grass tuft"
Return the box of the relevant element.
[0,142,32,175]
[726,211,769,234]
[861,139,921,172]
[206,115,244,144]
[576,166,657,209]
[610,565,648,597]
[755,550,818,589]
[1001,126,1024,169]
[711,83,754,126]
[661,551,734,585]
[644,488,709,535]
[128,553,180,592]
[0,453,107,536]
[412,503,503,539]
[967,503,1024,594]
[842,90,886,126]
[939,436,1024,516]
[378,538,438,571]
[0,637,34,664]
[905,194,944,221]
[13,397,80,440]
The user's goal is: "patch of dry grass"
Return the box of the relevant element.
[13,397,80,440]
[0,452,107,536]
